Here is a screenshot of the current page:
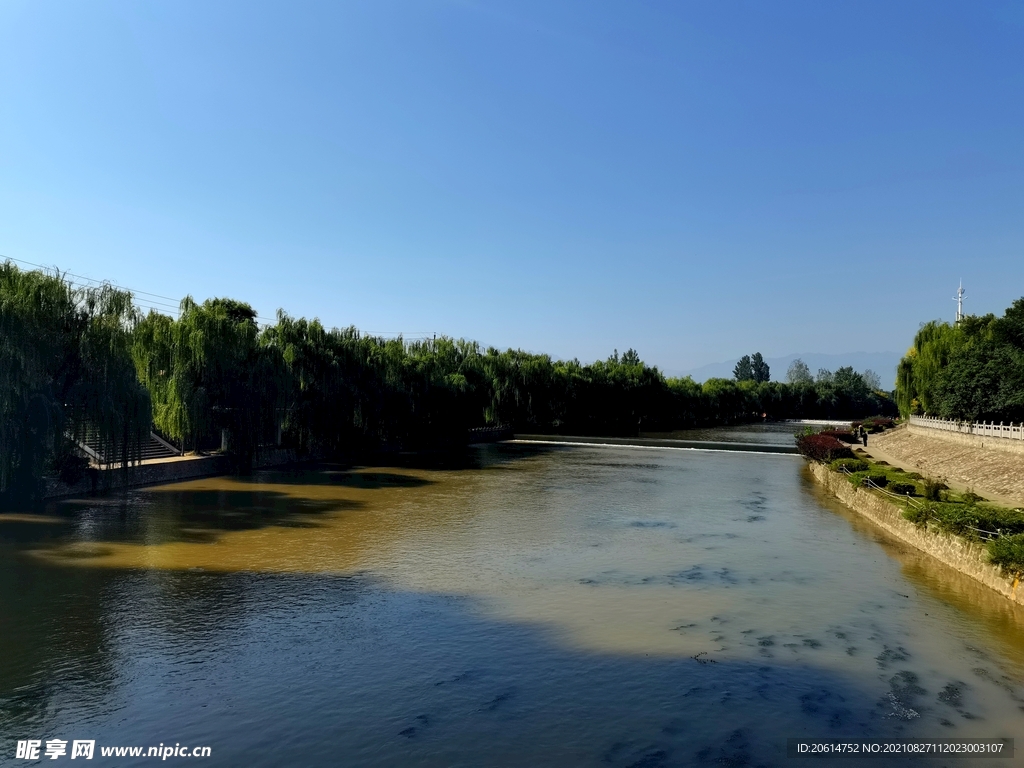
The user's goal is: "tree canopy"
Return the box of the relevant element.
[897,299,1024,422]
[2,262,900,507]
[1,263,150,506]
[734,352,769,383]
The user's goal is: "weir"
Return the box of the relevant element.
[512,434,798,454]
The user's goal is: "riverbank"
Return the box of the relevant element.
[42,448,304,501]
[807,461,1024,606]
[867,425,1024,506]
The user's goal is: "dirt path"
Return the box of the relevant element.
[863,425,1024,508]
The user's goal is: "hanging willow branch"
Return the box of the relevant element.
[0,262,151,506]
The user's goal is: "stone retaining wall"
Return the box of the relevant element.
[44,447,304,500]
[807,461,1023,606]
[908,423,1024,456]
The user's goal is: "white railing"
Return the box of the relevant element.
[910,415,1024,441]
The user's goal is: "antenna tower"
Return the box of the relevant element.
[953,280,965,324]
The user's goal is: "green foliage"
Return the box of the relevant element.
[896,299,1024,422]
[830,458,868,472]
[922,478,948,502]
[901,499,1024,540]
[889,483,916,496]
[903,504,933,526]
[988,534,1024,579]
[750,353,770,383]
[861,474,888,488]
[1,262,150,507]
[3,263,905,499]
[734,353,770,383]
[134,297,283,466]
[733,355,753,382]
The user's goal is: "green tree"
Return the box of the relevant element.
[733,355,753,381]
[750,352,770,383]
[134,297,283,465]
[1,263,150,507]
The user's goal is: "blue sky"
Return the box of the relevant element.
[2,1,1022,375]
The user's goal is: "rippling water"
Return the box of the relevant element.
[1,442,1022,766]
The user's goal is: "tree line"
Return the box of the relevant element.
[0,263,897,506]
[896,297,1024,423]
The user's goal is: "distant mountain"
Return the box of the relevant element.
[678,352,903,388]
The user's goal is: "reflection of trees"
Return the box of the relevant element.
[0,541,115,724]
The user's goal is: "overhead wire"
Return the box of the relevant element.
[3,255,437,340]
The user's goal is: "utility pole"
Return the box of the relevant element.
[953,280,965,324]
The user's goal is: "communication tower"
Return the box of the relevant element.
[953,280,965,324]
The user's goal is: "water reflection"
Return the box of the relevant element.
[1,443,1022,766]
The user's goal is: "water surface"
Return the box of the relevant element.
[1,442,1022,766]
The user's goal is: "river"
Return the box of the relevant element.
[1,439,1022,766]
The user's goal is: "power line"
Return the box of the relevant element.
[3,255,436,340]
[5,256,186,305]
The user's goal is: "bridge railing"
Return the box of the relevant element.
[909,415,1024,441]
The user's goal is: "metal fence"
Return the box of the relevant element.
[909,415,1024,441]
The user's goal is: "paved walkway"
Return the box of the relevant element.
[858,425,1024,508]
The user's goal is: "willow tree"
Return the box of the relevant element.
[260,313,364,456]
[0,263,150,506]
[133,297,283,467]
[896,320,964,416]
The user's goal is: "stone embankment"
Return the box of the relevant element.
[808,462,1023,605]
[43,448,303,500]
[870,425,1024,506]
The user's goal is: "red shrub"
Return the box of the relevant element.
[796,434,855,462]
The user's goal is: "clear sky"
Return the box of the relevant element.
[2,1,1022,374]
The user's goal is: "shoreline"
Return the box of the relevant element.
[806,461,1024,607]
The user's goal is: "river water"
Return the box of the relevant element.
[1,441,1022,766]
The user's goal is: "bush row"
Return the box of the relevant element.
[823,452,1024,580]
[988,535,1024,579]
[830,459,868,473]
[903,502,1024,540]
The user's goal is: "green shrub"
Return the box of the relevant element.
[913,503,1024,539]
[962,491,985,504]
[861,474,889,488]
[903,505,933,526]
[930,505,981,536]
[922,478,949,501]
[988,534,1024,579]
[889,483,916,496]
[830,459,868,473]
[905,472,923,480]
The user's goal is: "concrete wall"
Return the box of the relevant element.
[807,461,1024,607]
[44,447,305,500]
[908,423,1024,457]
